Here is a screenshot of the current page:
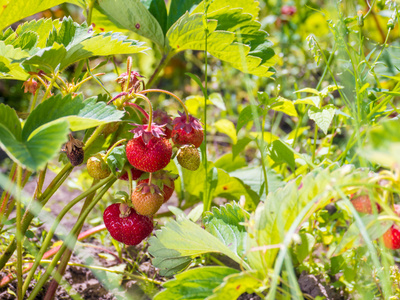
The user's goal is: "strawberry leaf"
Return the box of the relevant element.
[206,271,263,300]
[166,7,276,77]
[148,217,250,276]
[17,17,148,73]
[236,105,264,134]
[140,0,168,35]
[204,202,250,261]
[166,0,200,31]
[93,0,165,47]
[153,266,238,300]
[22,94,124,141]
[106,145,127,177]
[0,104,69,171]
[0,41,30,80]
[0,0,68,31]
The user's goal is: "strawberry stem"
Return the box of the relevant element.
[133,93,153,131]
[104,139,127,160]
[139,89,190,123]
[123,102,149,120]
[127,167,133,200]
[148,172,153,185]
[124,57,133,92]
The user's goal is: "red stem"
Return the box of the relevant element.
[123,102,149,120]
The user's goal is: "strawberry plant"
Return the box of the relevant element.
[0,0,400,299]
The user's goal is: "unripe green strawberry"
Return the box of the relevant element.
[131,182,164,216]
[87,153,111,179]
[177,145,200,171]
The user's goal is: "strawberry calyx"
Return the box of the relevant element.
[116,70,143,90]
[141,170,178,189]
[153,109,173,134]
[136,182,163,196]
[130,123,166,144]
[172,111,203,133]
[119,203,132,218]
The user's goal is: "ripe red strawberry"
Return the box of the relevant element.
[103,203,153,245]
[138,170,178,203]
[383,204,400,250]
[171,111,203,148]
[153,109,173,139]
[131,182,164,216]
[119,167,144,181]
[351,195,381,214]
[87,153,111,179]
[126,124,172,173]
[177,145,200,171]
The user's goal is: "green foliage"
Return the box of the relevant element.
[153,266,239,300]
[148,215,250,276]
[334,215,392,256]
[94,0,165,47]
[0,17,148,78]
[93,0,276,77]
[22,94,124,140]
[246,165,369,274]
[204,202,249,261]
[206,271,263,300]
[364,118,400,167]
[0,0,67,31]
[308,105,336,135]
[106,145,127,177]
[0,103,69,171]
[0,94,123,171]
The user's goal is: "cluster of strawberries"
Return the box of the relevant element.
[351,195,400,249]
[82,71,204,246]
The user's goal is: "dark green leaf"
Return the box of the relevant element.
[0,118,69,171]
[25,230,35,238]
[140,0,168,35]
[106,145,127,176]
[0,104,22,140]
[167,0,201,31]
